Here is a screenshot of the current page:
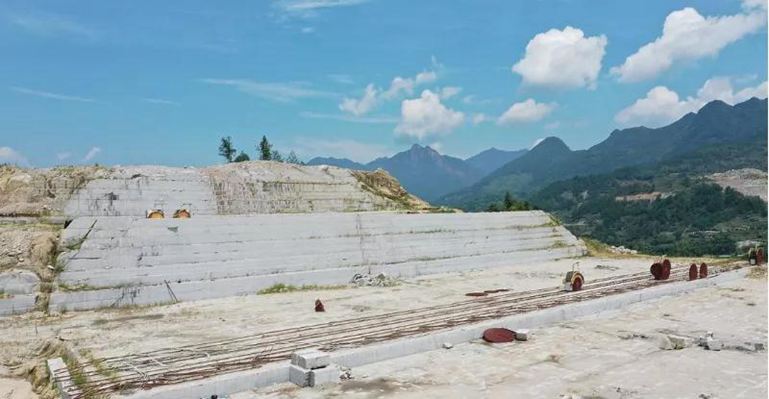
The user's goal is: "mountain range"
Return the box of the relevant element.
[439,97,768,209]
[307,144,526,201]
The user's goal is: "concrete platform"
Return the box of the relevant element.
[102,268,747,399]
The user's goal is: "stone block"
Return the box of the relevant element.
[309,365,339,387]
[515,329,530,341]
[288,364,310,387]
[291,349,330,370]
[667,335,689,349]
[706,337,722,351]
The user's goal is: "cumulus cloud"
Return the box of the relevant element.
[512,26,607,89]
[338,84,378,116]
[438,86,462,100]
[395,90,465,140]
[82,147,101,162]
[339,68,438,116]
[611,6,766,82]
[497,99,556,125]
[0,146,29,166]
[615,77,767,127]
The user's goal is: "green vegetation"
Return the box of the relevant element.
[218,136,237,163]
[257,283,348,295]
[486,191,534,212]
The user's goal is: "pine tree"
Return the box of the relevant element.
[258,136,272,160]
[218,136,236,163]
[286,151,301,164]
[503,192,514,210]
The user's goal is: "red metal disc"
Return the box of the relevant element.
[688,264,698,280]
[314,299,325,312]
[699,263,708,278]
[572,275,583,291]
[482,328,516,343]
[466,292,488,297]
[661,259,671,280]
[650,263,663,280]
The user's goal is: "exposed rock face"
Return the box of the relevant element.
[708,168,767,202]
[2,162,430,218]
[0,165,105,217]
[0,270,40,295]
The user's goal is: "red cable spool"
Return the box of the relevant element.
[688,263,698,280]
[650,263,663,280]
[661,259,672,280]
[571,274,584,291]
[482,328,516,343]
[699,263,708,278]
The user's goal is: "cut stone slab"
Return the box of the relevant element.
[706,337,723,351]
[0,270,40,295]
[291,349,330,370]
[289,364,310,387]
[515,329,530,341]
[668,335,690,350]
[309,365,339,387]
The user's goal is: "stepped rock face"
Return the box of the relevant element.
[51,211,585,311]
[1,162,429,218]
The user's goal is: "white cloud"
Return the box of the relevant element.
[291,137,391,163]
[8,12,95,38]
[273,0,370,19]
[438,86,462,100]
[328,74,354,85]
[611,7,766,82]
[529,138,546,150]
[497,99,556,125]
[472,113,489,125]
[202,79,337,102]
[56,152,72,161]
[0,147,30,166]
[512,26,607,89]
[339,84,378,116]
[615,77,768,127]
[339,67,439,116]
[544,121,561,130]
[82,147,101,162]
[300,111,397,124]
[395,90,465,140]
[301,26,315,33]
[11,86,96,102]
[742,0,767,11]
[143,98,180,106]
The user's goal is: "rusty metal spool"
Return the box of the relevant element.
[173,209,191,219]
[758,249,765,265]
[699,263,708,279]
[482,328,516,343]
[650,263,663,280]
[661,259,672,280]
[688,264,698,280]
[314,299,325,312]
[146,209,164,219]
[571,273,583,291]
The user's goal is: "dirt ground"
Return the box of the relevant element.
[0,257,762,398]
[242,276,768,399]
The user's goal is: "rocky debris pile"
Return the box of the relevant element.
[0,225,57,276]
[350,169,431,210]
[609,245,638,255]
[0,165,106,216]
[350,272,400,287]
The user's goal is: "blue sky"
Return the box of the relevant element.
[0,0,766,167]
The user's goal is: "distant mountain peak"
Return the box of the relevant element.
[532,136,571,153]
